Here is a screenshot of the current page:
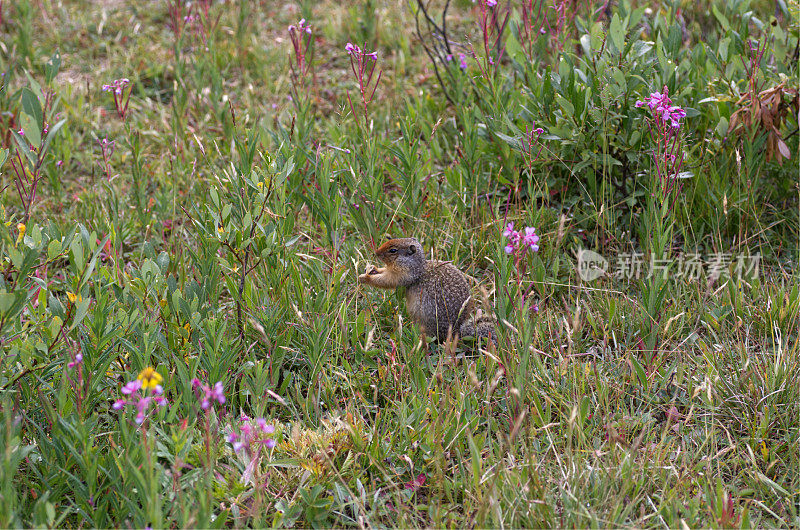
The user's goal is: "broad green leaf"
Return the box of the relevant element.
[609,14,625,53]
[21,113,41,149]
[45,50,61,84]
[21,88,43,130]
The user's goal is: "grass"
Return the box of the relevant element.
[0,0,798,527]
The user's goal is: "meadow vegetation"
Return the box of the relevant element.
[0,0,798,527]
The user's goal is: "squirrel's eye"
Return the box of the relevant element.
[389,248,398,254]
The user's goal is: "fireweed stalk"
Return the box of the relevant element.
[345,42,381,125]
[101,78,132,120]
[520,0,550,60]
[288,19,314,97]
[635,86,687,203]
[192,378,226,493]
[502,222,541,307]
[227,414,277,513]
[478,0,509,72]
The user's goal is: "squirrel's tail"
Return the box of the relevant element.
[459,314,499,346]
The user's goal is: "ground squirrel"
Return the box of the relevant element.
[358,237,497,346]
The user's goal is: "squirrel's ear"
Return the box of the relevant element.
[407,244,416,255]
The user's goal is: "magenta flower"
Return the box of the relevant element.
[17,129,24,136]
[503,223,540,256]
[635,86,686,130]
[114,373,167,425]
[67,352,83,369]
[122,379,142,395]
[485,0,497,6]
[193,378,226,410]
[458,53,468,70]
[345,42,360,55]
[228,417,276,453]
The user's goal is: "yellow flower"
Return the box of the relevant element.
[217,225,224,234]
[66,292,82,303]
[257,181,264,191]
[16,223,26,244]
[137,367,163,390]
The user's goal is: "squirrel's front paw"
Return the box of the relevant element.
[358,264,383,283]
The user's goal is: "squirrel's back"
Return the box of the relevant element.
[405,261,472,342]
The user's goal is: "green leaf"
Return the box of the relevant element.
[70,297,91,330]
[47,240,61,260]
[609,14,625,53]
[21,113,41,149]
[555,95,574,116]
[45,50,61,84]
[0,148,7,171]
[41,118,67,156]
[70,237,85,272]
[712,4,730,32]
[21,88,44,130]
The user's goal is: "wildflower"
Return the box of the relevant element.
[137,366,163,390]
[502,223,540,256]
[484,0,497,6]
[458,53,468,70]
[635,86,686,130]
[522,226,540,252]
[16,223,25,245]
[345,41,382,124]
[102,78,132,119]
[67,352,83,369]
[192,378,226,410]
[228,417,276,453]
[56,160,64,167]
[122,379,142,395]
[101,78,130,95]
[114,369,167,424]
[17,129,24,136]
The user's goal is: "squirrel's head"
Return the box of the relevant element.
[375,238,425,271]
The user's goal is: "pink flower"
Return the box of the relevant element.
[122,379,142,395]
[112,399,127,410]
[195,379,226,409]
[503,224,540,255]
[484,0,497,6]
[345,42,360,55]
[67,352,83,368]
[458,53,468,70]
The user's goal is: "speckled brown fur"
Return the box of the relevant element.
[359,238,490,343]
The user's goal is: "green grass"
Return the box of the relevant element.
[0,0,798,527]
